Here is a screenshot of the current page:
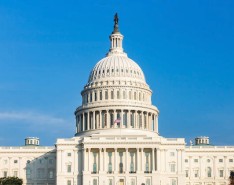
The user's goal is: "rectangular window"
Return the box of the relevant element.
[229,159,233,163]
[185,159,188,163]
[67,180,71,185]
[90,93,92,102]
[49,170,54,178]
[14,160,18,164]
[170,163,176,172]
[131,113,134,127]
[13,171,18,177]
[67,165,72,173]
[194,170,199,177]
[117,91,120,99]
[111,91,114,99]
[108,152,112,173]
[185,170,189,177]
[219,170,224,177]
[170,152,175,157]
[194,159,198,163]
[219,159,223,163]
[67,153,71,157]
[3,171,7,177]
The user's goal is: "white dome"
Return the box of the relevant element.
[88,55,146,83]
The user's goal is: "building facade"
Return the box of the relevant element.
[0,15,234,185]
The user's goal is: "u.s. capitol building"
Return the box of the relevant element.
[0,14,234,185]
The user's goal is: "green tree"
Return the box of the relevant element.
[0,177,23,185]
[230,171,234,185]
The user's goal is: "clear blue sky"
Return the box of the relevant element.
[0,0,233,146]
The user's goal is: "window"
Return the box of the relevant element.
[67,164,72,173]
[67,180,71,185]
[185,159,188,163]
[123,91,126,99]
[108,152,112,173]
[4,160,7,164]
[117,91,120,99]
[145,152,150,173]
[194,170,199,177]
[49,159,53,164]
[14,160,18,164]
[170,163,176,173]
[207,167,212,177]
[129,91,131,99]
[130,152,135,173]
[146,178,151,185]
[95,92,97,101]
[90,93,92,102]
[219,170,224,177]
[207,159,211,163]
[134,92,137,100]
[100,91,102,100]
[171,179,177,185]
[67,153,71,157]
[194,159,198,163]
[37,168,44,179]
[229,159,233,163]
[49,170,54,178]
[170,152,175,157]
[130,113,134,127]
[3,171,7,177]
[185,170,189,177]
[93,179,98,185]
[111,91,114,99]
[105,91,108,100]
[93,152,97,173]
[13,171,18,177]
[131,179,135,185]
[119,152,124,173]
[26,168,31,178]
[219,159,223,163]
[109,179,113,185]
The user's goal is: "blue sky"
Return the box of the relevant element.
[0,0,233,146]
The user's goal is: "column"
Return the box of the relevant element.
[115,148,118,172]
[82,112,85,131]
[99,149,103,171]
[146,112,149,129]
[121,110,124,128]
[189,156,192,177]
[224,156,227,178]
[126,148,128,173]
[164,149,167,172]
[137,148,140,172]
[155,114,159,133]
[88,148,90,171]
[87,112,90,130]
[156,148,161,171]
[143,112,145,129]
[199,156,202,178]
[141,111,145,129]
[107,110,110,128]
[103,148,106,172]
[127,111,131,128]
[93,111,96,129]
[141,148,144,171]
[84,148,87,171]
[152,148,155,172]
[149,114,152,131]
[99,111,102,129]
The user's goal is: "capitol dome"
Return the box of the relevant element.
[88,55,146,84]
[75,14,159,137]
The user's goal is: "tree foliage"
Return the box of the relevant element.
[230,171,234,185]
[0,177,23,185]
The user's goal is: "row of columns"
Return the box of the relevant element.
[82,89,150,105]
[76,110,158,133]
[83,148,164,173]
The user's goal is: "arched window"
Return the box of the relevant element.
[90,93,92,102]
[139,93,141,101]
[117,90,120,99]
[129,91,132,99]
[134,92,137,100]
[105,91,108,100]
[123,91,126,99]
[94,92,97,101]
[111,91,114,99]
[100,91,102,100]
[207,167,212,177]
